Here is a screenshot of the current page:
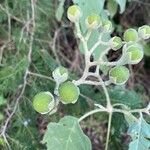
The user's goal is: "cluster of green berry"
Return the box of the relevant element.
[67,5,149,85]
[32,5,150,114]
[108,27,149,85]
[33,67,80,114]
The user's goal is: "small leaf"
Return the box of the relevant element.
[127,115,150,150]
[114,0,126,13]
[107,0,118,18]
[43,116,92,150]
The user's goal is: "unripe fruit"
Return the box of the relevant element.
[67,5,82,22]
[123,28,138,42]
[109,66,130,85]
[102,20,112,32]
[125,45,144,64]
[33,92,55,114]
[52,66,68,84]
[138,25,150,40]
[58,81,80,104]
[86,14,101,29]
[109,36,122,50]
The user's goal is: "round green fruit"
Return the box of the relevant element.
[52,66,68,83]
[86,14,101,29]
[109,66,130,85]
[58,81,80,104]
[138,25,150,40]
[33,92,55,114]
[109,36,122,50]
[102,20,112,32]
[123,28,138,42]
[125,45,143,64]
[67,5,82,22]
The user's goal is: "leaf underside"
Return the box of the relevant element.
[43,116,92,150]
[127,116,150,150]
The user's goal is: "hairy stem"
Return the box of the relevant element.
[78,109,106,122]
[105,112,112,150]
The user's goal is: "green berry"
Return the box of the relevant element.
[33,92,55,114]
[67,5,82,22]
[138,25,150,40]
[58,81,80,104]
[123,28,138,42]
[125,45,143,64]
[109,36,122,50]
[52,66,68,83]
[86,14,101,29]
[59,67,68,75]
[102,20,112,32]
[109,66,130,85]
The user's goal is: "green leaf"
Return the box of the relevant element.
[109,87,142,108]
[114,0,126,13]
[56,0,65,21]
[124,113,137,126]
[107,0,118,18]
[73,0,111,60]
[43,116,92,150]
[127,115,150,150]
[73,0,105,32]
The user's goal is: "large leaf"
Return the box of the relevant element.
[43,116,92,150]
[109,87,142,108]
[127,116,150,150]
[73,0,110,60]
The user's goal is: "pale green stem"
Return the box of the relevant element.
[78,109,106,122]
[75,22,88,53]
[85,29,92,41]
[99,47,111,61]
[98,76,111,108]
[105,112,112,150]
[97,76,112,150]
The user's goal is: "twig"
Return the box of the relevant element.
[0,4,24,24]
[78,109,106,122]
[28,71,54,82]
[51,30,61,65]
[0,41,10,65]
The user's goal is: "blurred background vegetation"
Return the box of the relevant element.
[0,0,149,150]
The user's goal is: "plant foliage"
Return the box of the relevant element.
[43,116,92,150]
